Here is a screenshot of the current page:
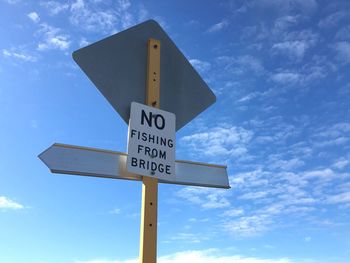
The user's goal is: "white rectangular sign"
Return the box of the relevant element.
[126,102,176,180]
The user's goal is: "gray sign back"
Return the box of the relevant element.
[73,20,216,131]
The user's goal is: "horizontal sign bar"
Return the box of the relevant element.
[39,143,230,189]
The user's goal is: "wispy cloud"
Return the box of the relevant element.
[217,55,265,76]
[40,1,70,16]
[75,249,297,263]
[27,11,40,23]
[327,192,350,204]
[180,125,253,159]
[224,214,272,236]
[175,187,230,210]
[318,10,350,28]
[312,122,350,147]
[334,41,350,64]
[3,0,21,4]
[0,196,24,210]
[37,23,71,51]
[70,0,117,32]
[221,208,245,217]
[332,158,349,170]
[2,48,37,62]
[207,19,229,33]
[271,72,301,84]
[189,59,211,74]
[168,232,207,243]
[68,0,142,33]
[109,208,121,215]
[272,40,310,61]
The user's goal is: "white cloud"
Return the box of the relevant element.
[334,41,350,64]
[318,11,350,28]
[222,208,245,217]
[3,0,21,4]
[189,59,211,74]
[27,12,40,23]
[69,0,139,33]
[0,196,24,210]
[335,25,350,41]
[237,92,261,103]
[181,125,253,158]
[75,249,296,263]
[270,158,305,171]
[217,55,264,76]
[271,72,301,84]
[169,232,206,243]
[207,20,229,33]
[252,0,317,15]
[239,191,268,200]
[37,23,70,51]
[274,15,299,32]
[2,49,37,62]
[332,159,349,170]
[302,168,334,179]
[272,40,309,61]
[313,122,350,147]
[224,214,272,236]
[176,187,230,210]
[70,0,117,32]
[79,38,90,47]
[109,208,121,214]
[40,1,70,15]
[327,192,350,204]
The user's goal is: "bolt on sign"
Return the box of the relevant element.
[38,20,230,263]
[127,102,175,180]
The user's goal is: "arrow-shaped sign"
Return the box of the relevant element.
[39,143,230,189]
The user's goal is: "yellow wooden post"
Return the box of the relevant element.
[139,38,160,263]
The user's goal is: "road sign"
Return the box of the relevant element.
[41,20,230,263]
[72,20,216,131]
[39,143,230,189]
[127,102,176,180]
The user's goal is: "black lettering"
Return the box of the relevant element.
[139,159,145,169]
[154,114,165,130]
[160,137,167,146]
[165,165,171,174]
[145,146,151,156]
[131,129,137,138]
[142,132,147,142]
[151,162,157,171]
[148,134,155,143]
[141,110,152,127]
[131,157,138,167]
[159,150,166,159]
[168,139,173,148]
[137,144,143,154]
[151,148,158,158]
[158,163,164,173]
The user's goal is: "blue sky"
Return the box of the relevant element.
[1,0,350,262]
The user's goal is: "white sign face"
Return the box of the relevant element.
[126,102,176,180]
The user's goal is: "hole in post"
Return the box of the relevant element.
[150,202,153,206]
[153,78,156,81]
[152,101,157,106]
[153,72,156,75]
[149,223,153,227]
[153,44,158,49]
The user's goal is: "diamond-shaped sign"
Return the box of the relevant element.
[73,20,216,131]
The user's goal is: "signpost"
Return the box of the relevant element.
[39,20,230,263]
